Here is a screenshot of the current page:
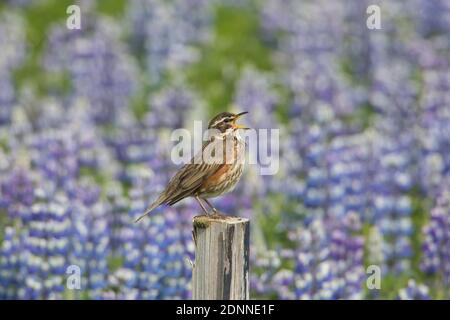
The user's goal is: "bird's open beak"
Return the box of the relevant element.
[236,111,249,117]
[233,111,250,130]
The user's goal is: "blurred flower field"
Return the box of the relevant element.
[1,0,450,300]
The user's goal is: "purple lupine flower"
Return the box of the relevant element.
[105,182,130,254]
[232,67,280,203]
[0,71,17,126]
[366,226,385,299]
[70,195,111,299]
[106,125,167,184]
[369,58,420,139]
[340,0,373,79]
[66,101,119,171]
[262,0,363,119]
[234,66,279,129]
[271,269,295,300]
[326,133,371,222]
[297,124,328,221]
[146,85,199,131]
[416,44,450,198]
[273,122,305,204]
[109,167,195,300]
[1,168,35,218]
[19,190,72,299]
[5,0,33,7]
[417,0,450,37]
[0,227,22,299]
[121,207,193,300]
[29,130,79,188]
[267,0,345,58]
[421,188,450,292]
[256,210,366,300]
[127,0,213,83]
[44,17,138,124]
[290,219,338,300]
[370,133,414,274]
[397,279,431,300]
[0,10,26,72]
[0,11,25,125]
[328,213,365,299]
[250,250,282,298]
[260,0,296,34]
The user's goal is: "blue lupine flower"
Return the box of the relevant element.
[1,168,35,218]
[29,130,80,188]
[417,45,450,198]
[19,191,72,299]
[370,134,414,274]
[44,17,138,124]
[127,0,213,83]
[0,11,25,125]
[398,280,431,300]
[417,0,450,37]
[146,85,199,131]
[250,250,282,298]
[72,200,111,299]
[421,188,450,291]
[0,227,22,299]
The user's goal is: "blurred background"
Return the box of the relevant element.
[0,0,449,300]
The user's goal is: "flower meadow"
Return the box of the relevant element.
[1,0,450,300]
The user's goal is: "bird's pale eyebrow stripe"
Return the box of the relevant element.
[211,118,225,127]
[211,116,233,127]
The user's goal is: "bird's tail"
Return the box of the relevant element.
[134,197,165,223]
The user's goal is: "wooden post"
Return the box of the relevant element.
[192,214,250,300]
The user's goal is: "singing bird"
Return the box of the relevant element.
[135,111,249,222]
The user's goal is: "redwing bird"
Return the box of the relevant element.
[135,111,249,222]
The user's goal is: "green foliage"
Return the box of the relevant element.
[11,0,70,92]
[96,0,126,17]
[187,5,273,116]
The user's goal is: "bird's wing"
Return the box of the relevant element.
[135,136,226,222]
[163,137,225,205]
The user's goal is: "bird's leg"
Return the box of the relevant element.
[202,198,218,214]
[195,196,210,215]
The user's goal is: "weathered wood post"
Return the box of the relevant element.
[192,214,250,300]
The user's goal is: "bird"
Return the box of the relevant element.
[135,111,249,222]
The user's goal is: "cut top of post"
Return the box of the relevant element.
[193,214,249,229]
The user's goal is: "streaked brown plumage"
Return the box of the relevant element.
[135,111,248,222]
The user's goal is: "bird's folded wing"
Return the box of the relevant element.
[163,138,225,204]
[178,163,222,189]
[180,137,225,186]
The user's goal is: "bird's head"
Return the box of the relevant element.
[207,111,249,133]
